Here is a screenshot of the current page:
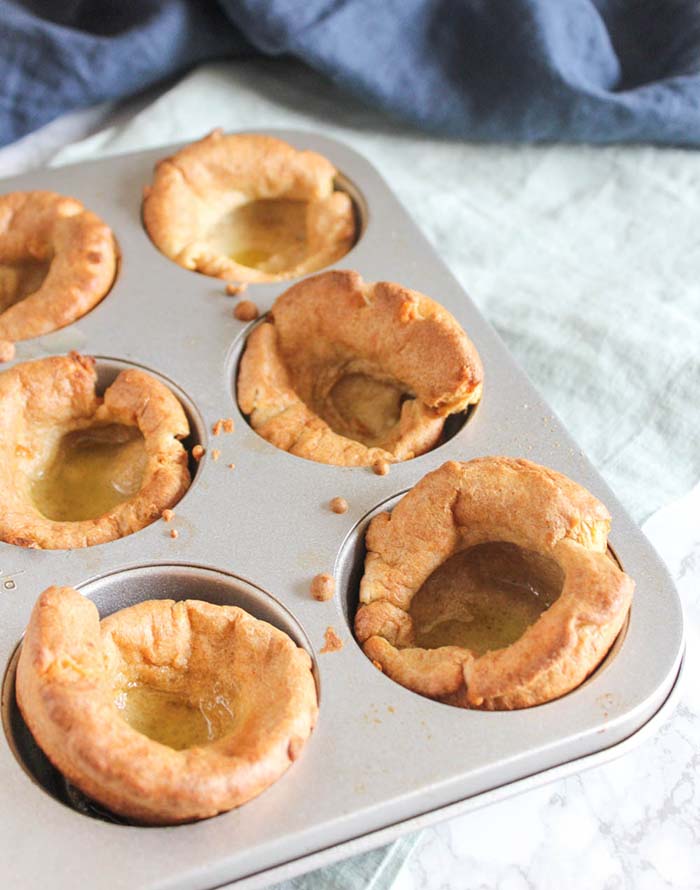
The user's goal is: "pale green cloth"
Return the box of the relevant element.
[52,59,700,887]
[272,840,417,890]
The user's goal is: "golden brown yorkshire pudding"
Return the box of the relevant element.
[0,353,191,549]
[16,587,318,824]
[237,270,483,466]
[0,191,117,348]
[354,458,633,710]
[143,130,356,283]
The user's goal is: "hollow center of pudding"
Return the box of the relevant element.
[0,259,51,311]
[324,373,407,446]
[207,199,307,271]
[409,542,564,656]
[114,683,236,751]
[31,424,147,522]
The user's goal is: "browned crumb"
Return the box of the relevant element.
[372,459,390,476]
[329,496,348,514]
[226,282,248,297]
[0,340,16,363]
[320,626,343,654]
[310,572,335,602]
[227,462,235,470]
[161,508,174,523]
[212,449,220,461]
[142,185,151,199]
[212,417,235,435]
[234,299,259,322]
[372,659,384,672]
[192,444,205,461]
[170,528,179,539]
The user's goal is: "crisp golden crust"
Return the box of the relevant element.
[355,458,633,709]
[0,191,117,344]
[237,270,483,466]
[143,130,356,282]
[16,587,318,824]
[0,353,191,549]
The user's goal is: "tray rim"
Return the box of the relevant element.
[220,653,685,890]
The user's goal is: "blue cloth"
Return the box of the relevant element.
[2,0,700,148]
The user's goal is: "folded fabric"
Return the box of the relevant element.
[2,0,700,148]
[0,1,248,147]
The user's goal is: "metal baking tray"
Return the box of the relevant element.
[0,131,684,890]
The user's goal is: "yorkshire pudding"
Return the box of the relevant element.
[0,353,191,549]
[237,270,483,466]
[16,587,318,824]
[0,191,117,347]
[143,130,356,282]
[355,458,633,709]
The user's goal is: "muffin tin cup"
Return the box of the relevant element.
[0,131,684,890]
[3,563,319,822]
[336,493,631,691]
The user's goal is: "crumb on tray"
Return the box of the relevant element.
[311,572,335,602]
[329,496,348,514]
[234,300,259,322]
[320,626,343,654]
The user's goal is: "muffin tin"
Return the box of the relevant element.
[0,131,684,890]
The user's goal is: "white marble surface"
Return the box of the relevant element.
[1,60,698,890]
[393,484,700,890]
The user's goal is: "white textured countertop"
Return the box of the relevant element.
[1,59,698,890]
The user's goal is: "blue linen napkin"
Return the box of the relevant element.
[2,0,700,148]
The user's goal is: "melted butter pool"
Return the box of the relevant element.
[409,542,564,656]
[31,424,147,522]
[114,683,236,751]
[208,198,307,271]
[325,372,406,446]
